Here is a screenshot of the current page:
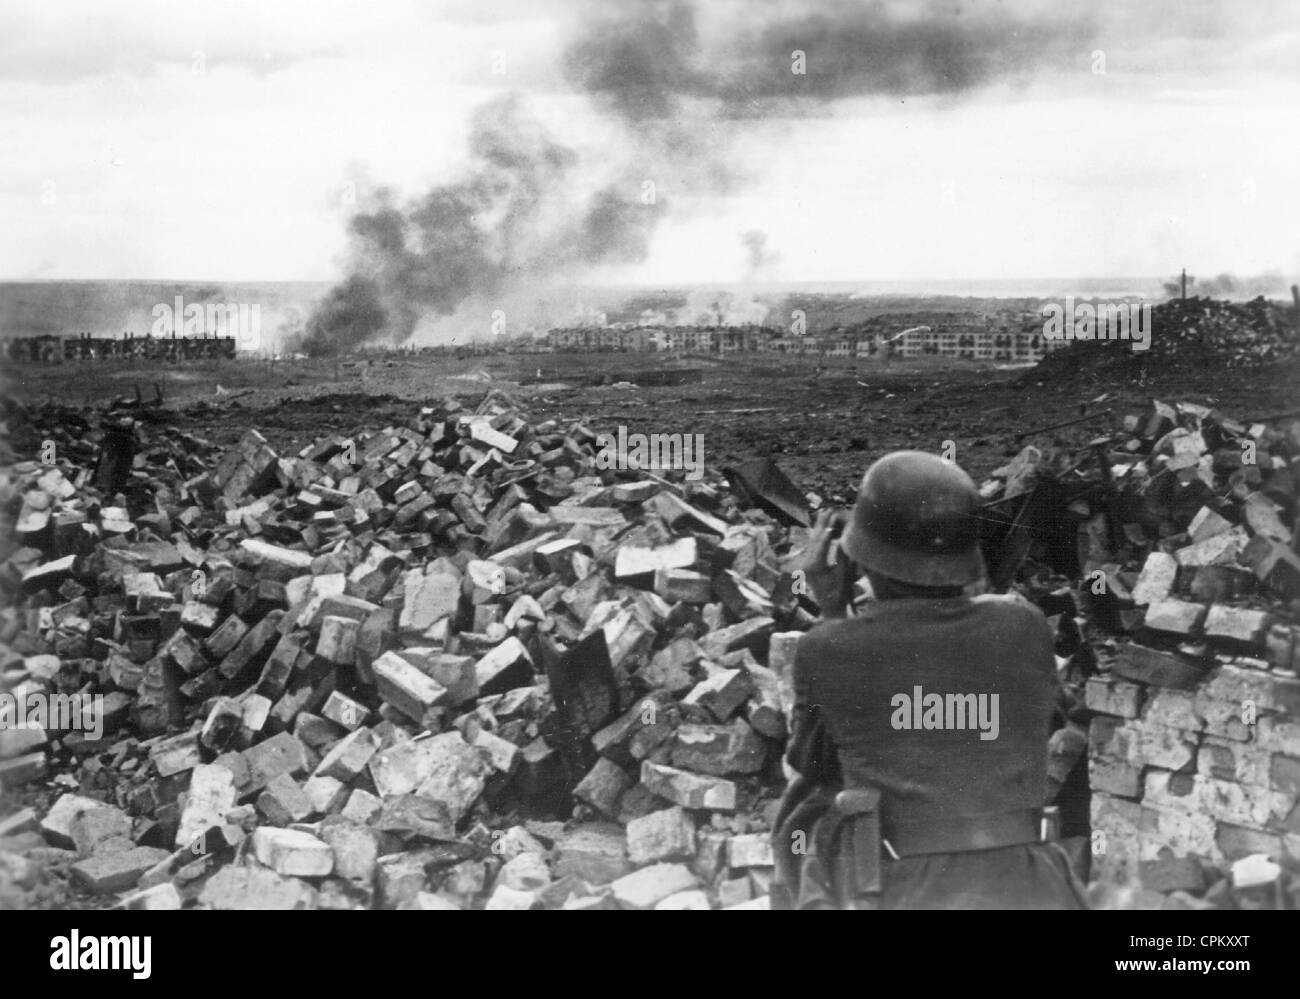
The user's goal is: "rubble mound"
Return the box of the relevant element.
[1,389,1298,911]
[1034,297,1300,381]
[1,391,816,910]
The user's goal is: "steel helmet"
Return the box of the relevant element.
[840,450,986,587]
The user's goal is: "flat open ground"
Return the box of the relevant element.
[4,350,1297,502]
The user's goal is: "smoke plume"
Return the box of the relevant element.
[302,94,661,353]
[307,1,1099,353]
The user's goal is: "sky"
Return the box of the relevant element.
[2,0,1298,285]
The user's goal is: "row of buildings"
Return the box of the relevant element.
[542,320,1067,363]
[1,332,239,364]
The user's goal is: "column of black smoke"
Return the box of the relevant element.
[305,0,1097,355]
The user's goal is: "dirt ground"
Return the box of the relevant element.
[4,350,1298,503]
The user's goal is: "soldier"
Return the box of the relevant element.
[772,450,1087,909]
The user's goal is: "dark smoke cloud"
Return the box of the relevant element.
[563,0,1098,120]
[304,94,661,352]
[310,1,1100,353]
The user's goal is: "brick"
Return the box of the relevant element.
[640,761,737,811]
[573,757,634,819]
[1216,823,1284,862]
[1143,599,1207,636]
[497,851,551,891]
[609,862,699,909]
[1138,805,1217,860]
[303,775,347,814]
[1197,738,1272,787]
[69,805,132,857]
[555,823,631,884]
[1198,663,1300,725]
[317,615,360,664]
[1085,676,1144,718]
[319,822,379,882]
[1241,536,1300,599]
[1131,552,1178,605]
[1139,850,1205,893]
[1142,688,1202,733]
[71,847,171,893]
[373,651,448,722]
[1111,643,1207,690]
[1143,771,1291,828]
[717,876,753,907]
[204,615,249,658]
[1174,526,1249,567]
[257,774,313,826]
[698,616,774,659]
[314,728,380,782]
[474,637,533,697]
[489,826,547,862]
[1090,718,1196,772]
[1269,755,1300,796]
[239,539,314,572]
[219,610,284,680]
[626,806,696,865]
[150,730,203,776]
[176,763,238,847]
[615,538,697,579]
[1241,491,1292,544]
[1265,624,1296,671]
[340,789,382,825]
[744,664,788,739]
[1203,605,1272,648]
[641,637,701,694]
[1187,506,1233,543]
[1089,756,1142,798]
[320,691,368,731]
[654,568,712,604]
[682,667,755,722]
[390,732,486,823]
[241,731,310,794]
[40,794,110,849]
[398,567,461,633]
[198,864,317,910]
[727,833,775,869]
[1255,716,1300,753]
[472,729,520,775]
[253,827,334,877]
[670,719,766,776]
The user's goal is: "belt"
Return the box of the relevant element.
[882,807,1058,859]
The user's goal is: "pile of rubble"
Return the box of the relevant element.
[2,386,1297,911]
[983,399,1300,908]
[1035,296,1299,378]
[0,392,818,910]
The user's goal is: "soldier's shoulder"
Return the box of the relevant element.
[970,591,1048,617]
[970,592,1054,639]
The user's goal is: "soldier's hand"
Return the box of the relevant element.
[799,508,852,618]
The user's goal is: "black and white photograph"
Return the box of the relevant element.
[0,0,1297,955]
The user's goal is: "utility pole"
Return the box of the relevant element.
[1181,268,1187,300]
